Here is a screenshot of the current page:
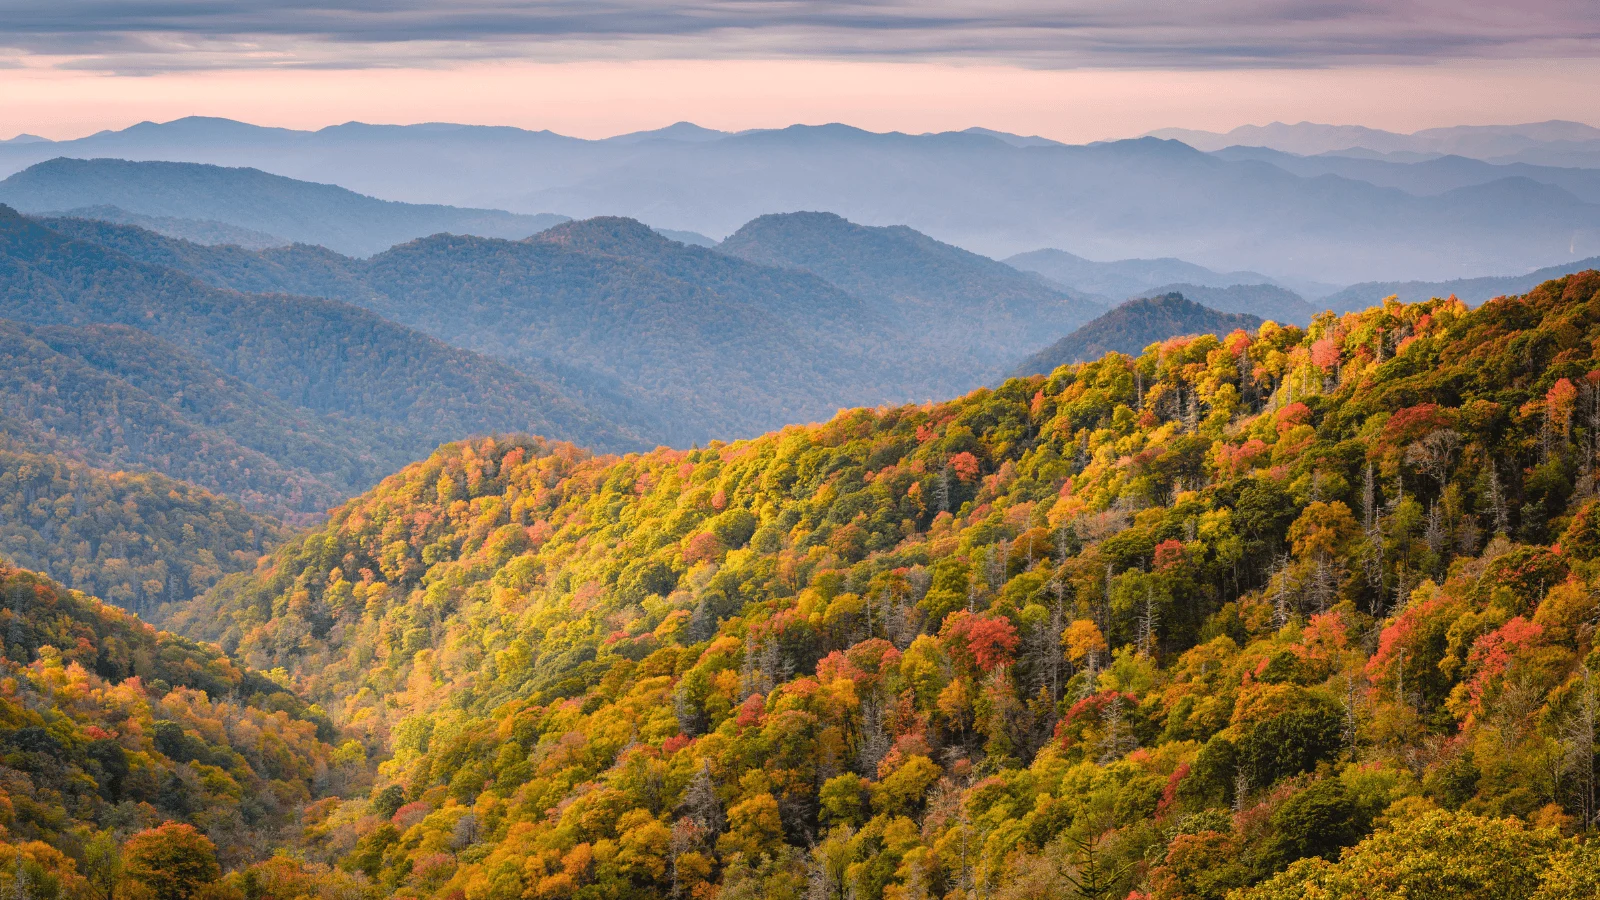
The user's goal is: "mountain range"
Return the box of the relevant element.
[1148,119,1600,165]
[1322,255,1600,311]
[3,118,1598,282]
[0,157,568,256]
[35,208,1102,444]
[0,205,645,515]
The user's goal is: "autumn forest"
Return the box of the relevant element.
[3,166,1600,900]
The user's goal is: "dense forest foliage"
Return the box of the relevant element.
[0,318,377,516]
[0,207,650,512]
[0,564,358,899]
[166,273,1600,899]
[1013,294,1262,377]
[39,213,1100,443]
[0,441,280,617]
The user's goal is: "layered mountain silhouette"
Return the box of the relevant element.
[718,211,1102,376]
[0,158,568,256]
[1323,255,1600,311]
[1137,282,1317,324]
[0,206,646,513]
[39,211,1102,442]
[1005,247,1295,299]
[4,118,1598,281]
[1012,292,1263,376]
[1149,119,1600,165]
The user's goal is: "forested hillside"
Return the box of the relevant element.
[169,272,1600,899]
[0,564,358,897]
[0,441,280,617]
[0,207,649,513]
[1013,293,1263,376]
[38,213,1083,442]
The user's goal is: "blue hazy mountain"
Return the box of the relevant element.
[3,117,1598,283]
[0,157,568,256]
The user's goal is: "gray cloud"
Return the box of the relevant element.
[1,0,1596,73]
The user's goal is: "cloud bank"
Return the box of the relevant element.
[2,0,1597,74]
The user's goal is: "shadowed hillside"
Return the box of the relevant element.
[0,206,650,513]
[1012,292,1264,376]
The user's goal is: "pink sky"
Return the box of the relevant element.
[4,57,1598,142]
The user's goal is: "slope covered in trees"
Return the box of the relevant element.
[0,563,355,896]
[0,440,281,618]
[39,214,1041,442]
[0,158,567,256]
[1012,293,1263,376]
[0,207,650,513]
[0,318,390,516]
[170,272,1600,900]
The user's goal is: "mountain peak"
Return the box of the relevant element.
[531,215,672,254]
[1012,291,1262,376]
[606,121,729,144]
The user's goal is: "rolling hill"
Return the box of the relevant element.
[164,270,1600,900]
[0,158,568,256]
[38,213,1092,443]
[0,440,282,616]
[1011,291,1264,375]
[50,203,289,248]
[0,205,650,513]
[0,563,347,877]
[717,211,1103,376]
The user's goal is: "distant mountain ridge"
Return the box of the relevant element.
[1011,292,1263,377]
[0,158,569,256]
[1148,119,1600,165]
[1140,282,1318,324]
[1005,247,1292,299]
[1209,146,1600,204]
[1321,255,1600,311]
[4,117,1598,281]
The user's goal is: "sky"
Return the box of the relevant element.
[1,0,1597,141]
